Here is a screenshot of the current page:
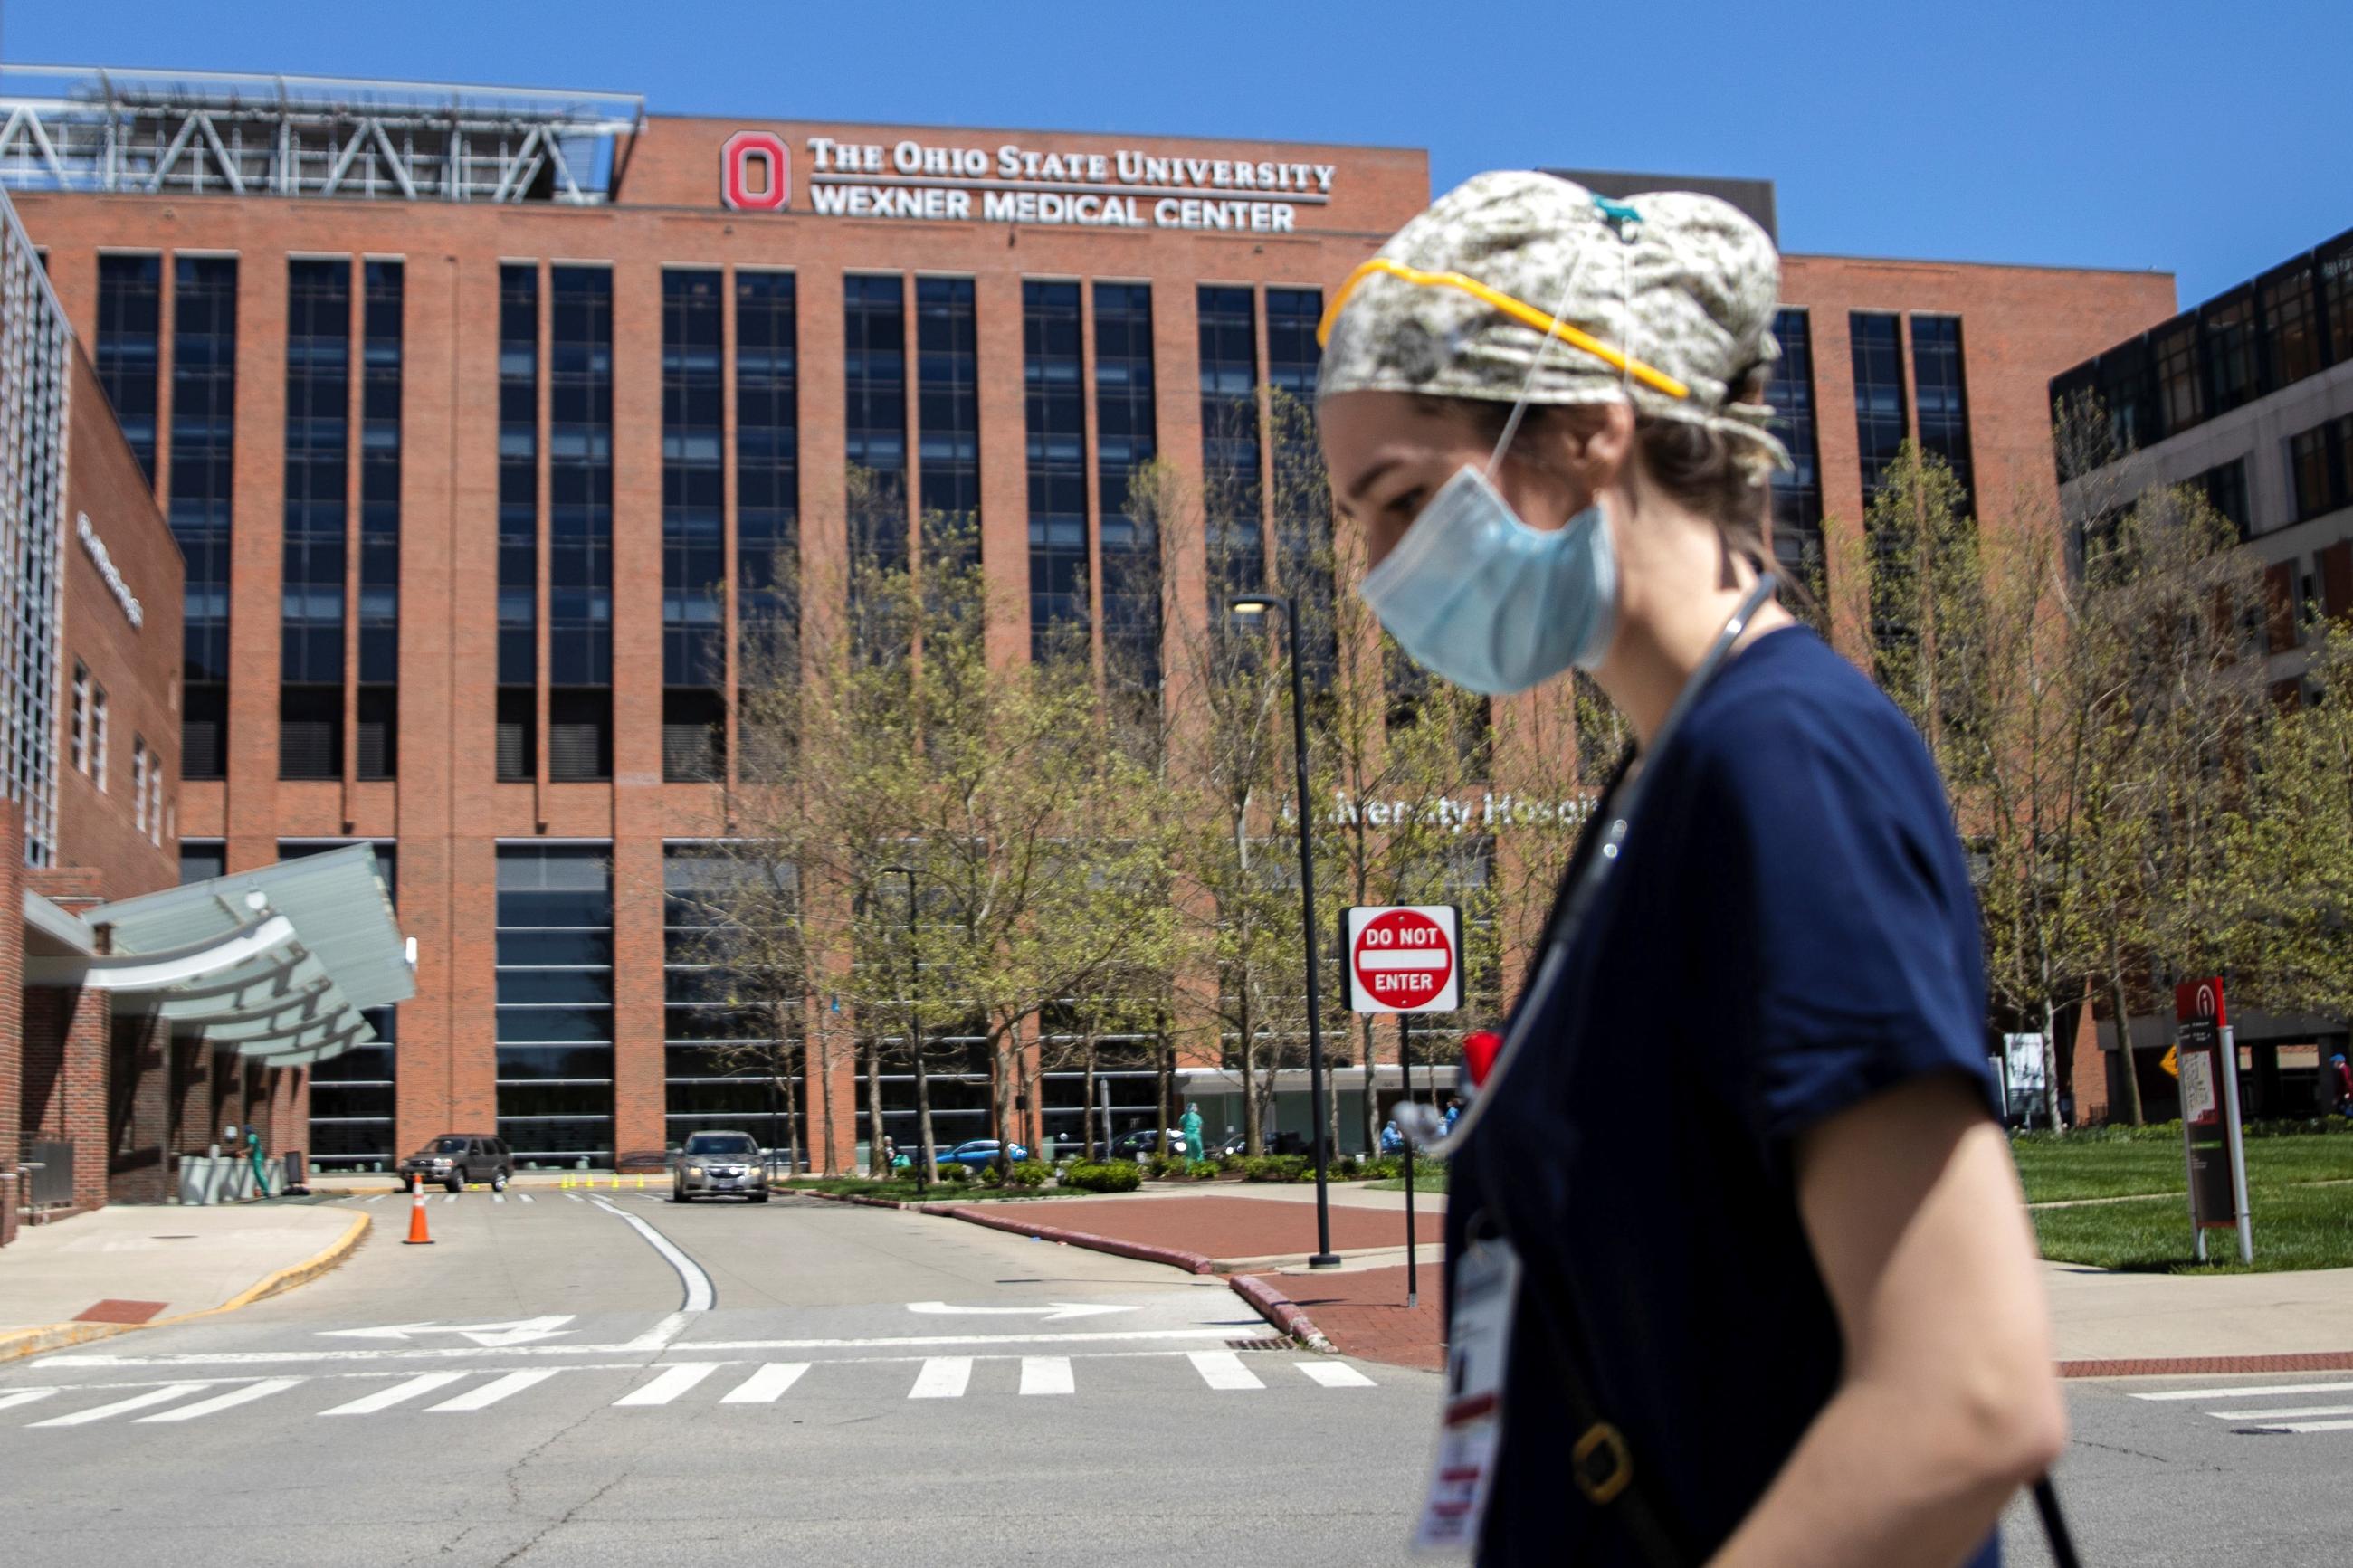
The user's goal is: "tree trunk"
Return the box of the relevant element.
[911,1033,938,1178]
[864,1029,886,1177]
[1154,1031,1172,1160]
[2110,939,2146,1126]
[1360,1014,1379,1157]
[813,1022,836,1175]
[1239,1006,1262,1155]
[2043,997,2065,1133]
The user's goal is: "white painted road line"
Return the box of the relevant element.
[1187,1351,1264,1391]
[136,1378,305,1423]
[363,1194,386,1203]
[319,1371,471,1415]
[492,1194,506,1204]
[441,1194,457,1204]
[2257,1418,2353,1433]
[565,1193,583,1202]
[613,1363,722,1407]
[0,1388,59,1413]
[519,1193,535,1203]
[590,1198,716,1313]
[1020,1356,1073,1396]
[2208,1403,2353,1421]
[1297,1362,1376,1389]
[31,1383,214,1427]
[2137,1380,2353,1402]
[427,1369,558,1411]
[910,1357,973,1399]
[720,1363,808,1403]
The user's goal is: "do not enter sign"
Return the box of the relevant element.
[1346,906,1462,1014]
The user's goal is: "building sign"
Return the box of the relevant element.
[728,132,1336,232]
[75,511,143,629]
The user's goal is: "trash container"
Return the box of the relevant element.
[282,1150,310,1194]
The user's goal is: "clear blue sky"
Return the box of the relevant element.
[5,0,2343,306]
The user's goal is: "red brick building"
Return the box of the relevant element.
[2,68,2177,1170]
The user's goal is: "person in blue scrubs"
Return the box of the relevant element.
[1315,172,2065,1566]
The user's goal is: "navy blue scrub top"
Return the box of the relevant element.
[1448,625,2004,1567]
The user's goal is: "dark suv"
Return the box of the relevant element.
[398,1135,512,1193]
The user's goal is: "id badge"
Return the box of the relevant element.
[1414,1238,1521,1554]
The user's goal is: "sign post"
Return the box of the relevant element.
[2175,978,2253,1265]
[1346,906,1462,1309]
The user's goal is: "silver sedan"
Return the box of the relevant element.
[670,1131,770,1202]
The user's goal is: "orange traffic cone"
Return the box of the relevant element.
[404,1174,434,1245]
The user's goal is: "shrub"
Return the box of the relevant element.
[1243,1155,1314,1183]
[978,1164,1004,1188]
[1005,1160,1053,1188]
[1061,1160,1144,1193]
[1216,1154,1249,1174]
[1362,1155,1447,1182]
[940,1162,971,1183]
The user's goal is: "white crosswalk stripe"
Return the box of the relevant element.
[1187,1350,1264,1391]
[564,1193,584,1202]
[31,1383,214,1427]
[614,1363,721,1406]
[441,1194,457,1204]
[0,1388,58,1413]
[2136,1379,2353,1402]
[1019,1356,1073,1395]
[2129,1378,2353,1438]
[1296,1361,1376,1389]
[519,1193,535,1203]
[427,1369,558,1411]
[136,1378,304,1422]
[719,1363,808,1403]
[492,1194,506,1204]
[319,1372,471,1415]
[909,1357,973,1399]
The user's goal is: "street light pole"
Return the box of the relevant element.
[1231,594,1341,1269]
[882,865,928,1195]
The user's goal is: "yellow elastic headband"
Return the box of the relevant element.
[1316,257,1691,402]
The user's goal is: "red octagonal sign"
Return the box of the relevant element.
[1347,906,1460,1014]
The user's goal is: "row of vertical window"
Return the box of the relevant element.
[2053,228,2353,462]
[494,844,615,1162]
[66,661,157,842]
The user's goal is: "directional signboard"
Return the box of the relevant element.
[2175,976,2253,1263]
[1346,906,1461,1014]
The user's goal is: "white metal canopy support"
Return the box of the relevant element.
[24,913,297,990]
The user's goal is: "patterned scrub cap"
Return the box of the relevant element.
[1317,170,1791,469]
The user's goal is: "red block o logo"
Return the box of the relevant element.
[722,131,790,212]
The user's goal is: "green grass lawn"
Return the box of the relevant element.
[2017,1130,2353,1274]
[1367,1168,1450,1194]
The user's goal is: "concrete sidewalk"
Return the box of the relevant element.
[0,1203,367,1357]
[2047,1260,2353,1372]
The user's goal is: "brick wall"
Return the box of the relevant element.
[0,804,22,1245]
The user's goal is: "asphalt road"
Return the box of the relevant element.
[4,1188,2347,1564]
[0,1190,1436,1566]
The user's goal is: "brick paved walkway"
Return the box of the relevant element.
[1010,1194,1411,1259]
[1265,1265,1445,1371]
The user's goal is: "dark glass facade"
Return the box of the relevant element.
[495,845,614,1164]
[662,271,724,689]
[1198,284,1262,599]
[917,276,980,562]
[2289,413,2353,522]
[735,271,798,644]
[1850,311,1908,505]
[1910,314,1974,511]
[94,253,160,483]
[843,274,908,570]
[548,267,614,780]
[1024,280,1087,659]
[280,260,348,781]
[496,264,538,781]
[1094,282,1160,689]
[1265,288,1335,678]
[1767,308,1824,578]
[292,843,399,1166]
[358,261,402,779]
[170,256,236,779]
[663,846,795,1144]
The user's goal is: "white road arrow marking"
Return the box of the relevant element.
[906,1301,1137,1322]
[318,1315,576,1348]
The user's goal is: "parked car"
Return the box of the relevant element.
[938,1139,1029,1170]
[671,1131,769,1202]
[398,1135,511,1194]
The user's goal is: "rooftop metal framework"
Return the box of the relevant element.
[0,65,643,204]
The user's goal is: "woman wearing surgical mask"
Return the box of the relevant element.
[1319,174,2065,1567]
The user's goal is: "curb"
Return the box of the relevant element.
[0,1210,371,1364]
[927,1204,1220,1275]
[1229,1273,1338,1354]
[2060,1349,2353,1379]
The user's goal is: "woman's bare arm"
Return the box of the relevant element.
[1708,1076,2065,1568]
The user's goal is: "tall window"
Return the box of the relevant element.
[843,274,908,572]
[288,843,399,1169]
[2325,239,2353,370]
[281,259,348,781]
[548,267,614,781]
[2290,415,2352,522]
[735,272,799,651]
[917,277,980,564]
[90,686,108,789]
[358,261,402,780]
[1767,309,1824,582]
[1910,315,1974,514]
[70,661,89,774]
[2260,265,2320,392]
[132,737,149,837]
[1265,288,1335,679]
[1024,280,1087,660]
[171,256,237,779]
[663,847,797,1145]
[1198,285,1262,598]
[662,271,726,783]
[497,264,538,782]
[1094,283,1160,689]
[95,254,161,483]
[495,845,614,1165]
[2153,320,2203,439]
[2201,290,2257,416]
[1849,312,1907,505]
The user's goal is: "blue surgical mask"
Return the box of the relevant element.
[1357,462,1618,696]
